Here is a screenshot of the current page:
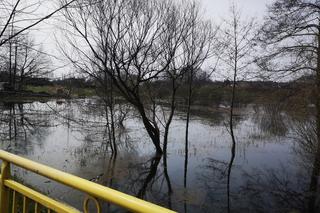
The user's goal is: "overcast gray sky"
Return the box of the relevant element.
[34,0,274,78]
[200,0,273,21]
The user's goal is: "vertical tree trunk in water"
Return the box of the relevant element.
[227,142,235,213]
[184,70,193,213]
[227,27,238,212]
[109,75,117,156]
[163,84,176,199]
[109,104,117,156]
[19,74,24,91]
[163,154,173,206]
[103,71,117,156]
[308,29,320,213]
[163,80,177,158]
[138,107,162,155]
[227,76,237,213]
[105,103,114,153]
[185,69,193,188]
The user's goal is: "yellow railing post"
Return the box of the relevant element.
[0,150,177,213]
[0,160,11,211]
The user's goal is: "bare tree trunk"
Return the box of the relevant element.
[102,70,117,155]
[227,140,235,213]
[163,79,175,190]
[159,77,175,189]
[9,40,12,89]
[104,102,114,153]
[109,81,117,156]
[9,107,12,141]
[184,68,193,191]
[227,65,237,213]
[13,43,18,90]
[136,103,162,155]
[230,83,236,137]
[184,94,190,213]
[19,72,24,91]
[163,79,177,157]
[102,80,113,154]
[13,105,17,140]
[227,13,239,212]
[308,28,320,213]
[8,14,15,90]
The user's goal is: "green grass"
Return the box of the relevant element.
[71,87,96,97]
[25,85,56,95]
[25,85,96,97]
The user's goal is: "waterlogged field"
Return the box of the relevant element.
[0,99,316,212]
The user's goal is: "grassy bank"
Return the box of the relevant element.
[25,85,96,98]
[2,83,313,115]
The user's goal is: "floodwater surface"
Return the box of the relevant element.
[0,99,317,212]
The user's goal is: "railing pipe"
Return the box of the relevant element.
[0,150,175,213]
[0,160,10,211]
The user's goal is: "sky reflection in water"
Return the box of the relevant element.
[0,99,316,212]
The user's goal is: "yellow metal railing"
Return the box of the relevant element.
[0,150,176,213]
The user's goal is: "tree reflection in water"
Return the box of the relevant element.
[198,105,320,213]
[0,102,52,154]
[253,104,288,137]
[1,100,319,212]
[292,119,319,212]
[239,118,319,213]
[49,99,134,153]
[227,133,236,213]
[199,158,231,212]
[53,100,176,211]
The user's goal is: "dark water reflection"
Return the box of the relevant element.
[0,99,318,212]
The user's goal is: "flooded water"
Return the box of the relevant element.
[0,98,318,212]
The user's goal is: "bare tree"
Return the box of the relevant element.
[59,0,214,155]
[219,3,256,130]
[177,2,216,193]
[159,1,215,157]
[60,0,167,154]
[0,0,76,47]
[217,3,257,212]
[257,1,320,211]
[1,34,51,90]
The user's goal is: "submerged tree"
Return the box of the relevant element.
[181,1,216,194]
[218,3,256,132]
[161,1,214,157]
[60,0,214,155]
[217,3,257,212]
[257,1,320,211]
